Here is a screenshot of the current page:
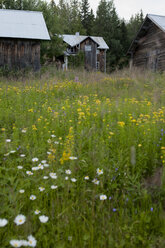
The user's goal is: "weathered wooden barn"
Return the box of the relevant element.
[61,33,109,72]
[0,9,50,71]
[128,14,165,71]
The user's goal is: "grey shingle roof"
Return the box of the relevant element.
[0,9,50,40]
[148,14,165,33]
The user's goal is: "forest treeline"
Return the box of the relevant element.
[0,0,144,71]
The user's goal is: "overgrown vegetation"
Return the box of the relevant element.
[0,0,144,71]
[0,69,165,247]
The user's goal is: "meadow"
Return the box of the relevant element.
[0,68,165,247]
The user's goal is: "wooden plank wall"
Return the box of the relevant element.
[97,49,105,72]
[132,20,165,71]
[80,38,97,71]
[0,38,40,71]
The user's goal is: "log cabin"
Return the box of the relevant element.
[60,33,109,72]
[0,9,50,71]
[128,14,165,71]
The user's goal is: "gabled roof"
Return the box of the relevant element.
[61,34,109,49]
[128,14,165,54]
[0,9,50,40]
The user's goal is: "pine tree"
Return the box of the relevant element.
[80,0,90,34]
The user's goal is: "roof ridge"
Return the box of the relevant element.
[148,13,165,18]
[0,9,42,14]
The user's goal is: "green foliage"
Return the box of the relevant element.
[68,51,85,68]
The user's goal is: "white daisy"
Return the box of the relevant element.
[21,129,27,133]
[65,176,69,180]
[39,187,45,192]
[96,168,103,175]
[20,154,25,157]
[26,171,33,175]
[100,194,107,200]
[71,178,77,182]
[43,176,48,180]
[10,240,22,247]
[37,164,44,170]
[39,215,49,223]
[28,235,37,247]
[10,150,16,154]
[92,179,100,185]
[84,176,89,180]
[17,166,23,169]
[21,240,29,246]
[14,214,26,225]
[51,185,58,189]
[49,173,57,179]
[32,158,39,162]
[0,218,8,227]
[6,139,11,143]
[43,163,49,168]
[30,195,36,200]
[34,210,41,215]
[69,156,77,160]
[41,160,47,164]
[32,167,39,171]
[19,189,25,194]
[51,135,56,138]
[65,169,71,175]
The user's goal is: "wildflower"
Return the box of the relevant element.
[84,176,89,180]
[96,168,103,175]
[113,208,117,212]
[37,164,44,170]
[32,158,39,162]
[0,218,8,227]
[26,171,33,175]
[51,185,58,189]
[20,154,25,157]
[92,179,100,185]
[6,139,11,142]
[14,214,26,225]
[10,150,16,153]
[54,141,59,144]
[39,187,45,192]
[17,166,23,169]
[21,129,27,133]
[71,178,77,182]
[19,189,25,194]
[68,236,72,241]
[100,195,107,200]
[47,151,51,155]
[35,210,41,215]
[117,121,125,127]
[28,235,37,247]
[65,176,69,180]
[51,135,56,138]
[150,207,154,212]
[65,169,71,175]
[47,139,51,144]
[39,215,49,223]
[69,156,77,160]
[41,160,47,164]
[49,173,57,179]
[21,240,29,246]
[32,167,39,171]
[10,240,22,247]
[138,144,142,147]
[30,195,36,200]
[43,176,48,180]
[43,163,49,168]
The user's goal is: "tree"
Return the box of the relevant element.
[80,0,90,34]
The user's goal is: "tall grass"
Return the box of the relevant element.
[0,68,165,247]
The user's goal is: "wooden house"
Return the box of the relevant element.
[61,33,109,72]
[0,9,50,71]
[128,14,165,71]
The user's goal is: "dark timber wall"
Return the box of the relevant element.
[0,38,40,71]
[80,37,97,71]
[132,20,165,71]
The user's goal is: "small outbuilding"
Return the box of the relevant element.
[128,14,165,71]
[0,9,50,71]
[61,33,109,72]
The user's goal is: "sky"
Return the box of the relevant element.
[47,0,165,21]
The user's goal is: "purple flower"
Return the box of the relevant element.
[150,207,153,212]
[109,196,112,200]
[112,208,117,212]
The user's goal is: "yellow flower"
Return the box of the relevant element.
[118,121,125,127]
[138,144,142,147]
